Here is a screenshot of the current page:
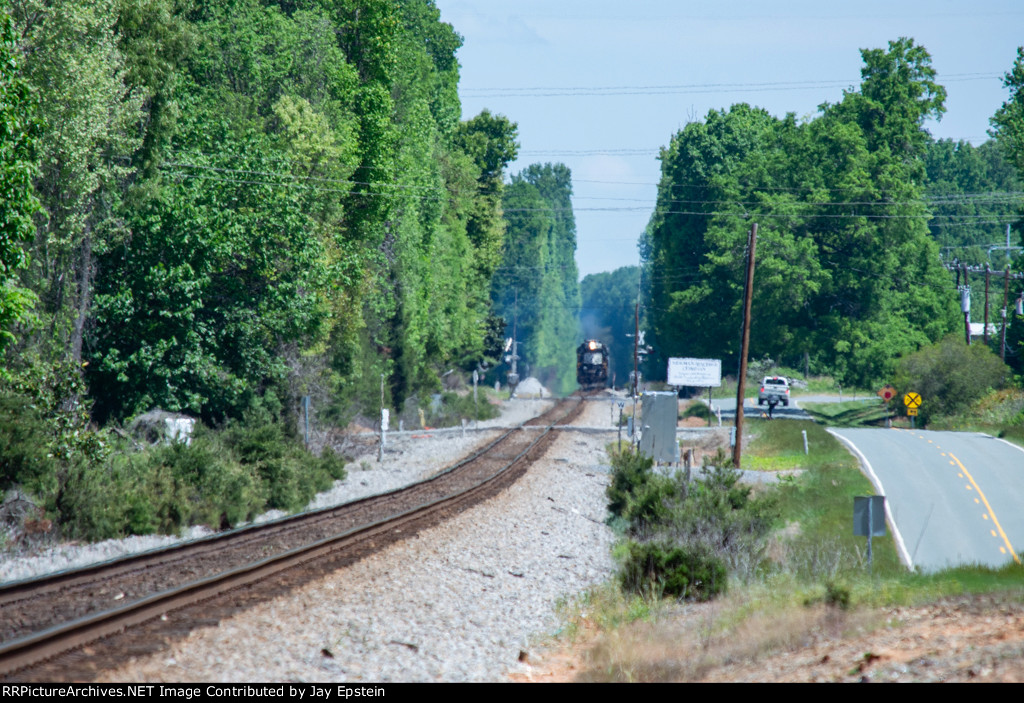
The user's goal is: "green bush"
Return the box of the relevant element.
[150,438,266,528]
[47,412,351,541]
[680,402,712,421]
[619,539,727,601]
[55,453,191,539]
[318,447,348,482]
[622,473,677,533]
[893,334,1011,422]
[424,391,500,426]
[607,444,779,598]
[0,391,57,494]
[606,448,656,520]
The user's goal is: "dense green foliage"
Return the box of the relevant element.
[580,266,641,386]
[3,0,529,426]
[55,417,348,540]
[643,39,961,387]
[492,163,581,394]
[892,334,1011,423]
[0,0,572,542]
[607,447,777,601]
[923,139,1021,266]
[989,47,1024,371]
[0,2,41,353]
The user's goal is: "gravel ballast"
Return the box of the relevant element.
[84,397,617,682]
[0,400,556,584]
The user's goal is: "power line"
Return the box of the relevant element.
[462,73,1002,98]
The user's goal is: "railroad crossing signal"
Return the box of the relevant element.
[903,392,922,409]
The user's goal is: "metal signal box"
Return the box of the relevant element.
[638,392,680,463]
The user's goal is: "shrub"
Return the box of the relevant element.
[224,417,345,513]
[680,402,712,421]
[893,334,1011,422]
[0,392,57,494]
[425,391,500,426]
[150,438,266,527]
[607,443,779,599]
[606,448,656,520]
[318,447,348,481]
[55,453,191,539]
[622,473,677,534]
[619,539,727,601]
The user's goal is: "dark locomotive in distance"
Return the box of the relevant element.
[577,339,609,390]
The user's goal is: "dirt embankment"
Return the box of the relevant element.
[511,592,1024,683]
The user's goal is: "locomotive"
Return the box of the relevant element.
[576,339,609,389]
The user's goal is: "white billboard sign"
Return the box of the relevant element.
[667,357,722,387]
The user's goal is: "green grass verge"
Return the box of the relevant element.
[748,417,1024,607]
[560,410,1024,680]
[800,398,891,427]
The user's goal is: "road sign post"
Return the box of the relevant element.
[878,385,896,428]
[854,495,886,571]
[903,392,922,429]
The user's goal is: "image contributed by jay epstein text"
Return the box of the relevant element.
[1,685,387,699]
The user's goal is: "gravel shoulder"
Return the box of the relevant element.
[94,398,617,683]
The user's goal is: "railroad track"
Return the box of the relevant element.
[0,395,586,681]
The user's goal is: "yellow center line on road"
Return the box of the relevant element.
[949,451,1021,565]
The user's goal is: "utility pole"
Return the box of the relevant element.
[633,298,639,398]
[733,223,757,469]
[961,264,971,346]
[1002,266,1011,361]
[984,264,991,345]
[1008,223,1013,269]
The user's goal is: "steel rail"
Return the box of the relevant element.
[0,396,583,679]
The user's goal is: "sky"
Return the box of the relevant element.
[433,0,1024,280]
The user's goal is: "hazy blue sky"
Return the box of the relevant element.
[433,0,1024,279]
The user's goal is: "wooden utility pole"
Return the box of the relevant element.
[984,265,991,345]
[633,298,639,397]
[962,264,971,346]
[1002,266,1011,361]
[733,223,757,469]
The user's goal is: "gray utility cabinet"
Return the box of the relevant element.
[638,391,679,463]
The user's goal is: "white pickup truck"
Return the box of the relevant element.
[758,376,791,406]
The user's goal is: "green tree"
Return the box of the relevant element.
[923,139,1021,267]
[643,39,958,387]
[14,0,144,363]
[0,1,41,353]
[456,109,519,281]
[88,122,334,423]
[991,47,1024,176]
[493,163,580,394]
[989,46,1024,370]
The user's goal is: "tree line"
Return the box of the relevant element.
[0,0,586,426]
[0,0,585,538]
[628,38,1024,386]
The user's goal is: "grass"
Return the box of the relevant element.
[741,417,856,472]
[558,407,1024,681]
[800,398,891,427]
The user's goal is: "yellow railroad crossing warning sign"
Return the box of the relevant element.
[903,392,922,409]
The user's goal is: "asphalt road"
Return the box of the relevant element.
[831,427,1024,572]
[706,394,821,420]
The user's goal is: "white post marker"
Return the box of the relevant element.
[379,408,389,462]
